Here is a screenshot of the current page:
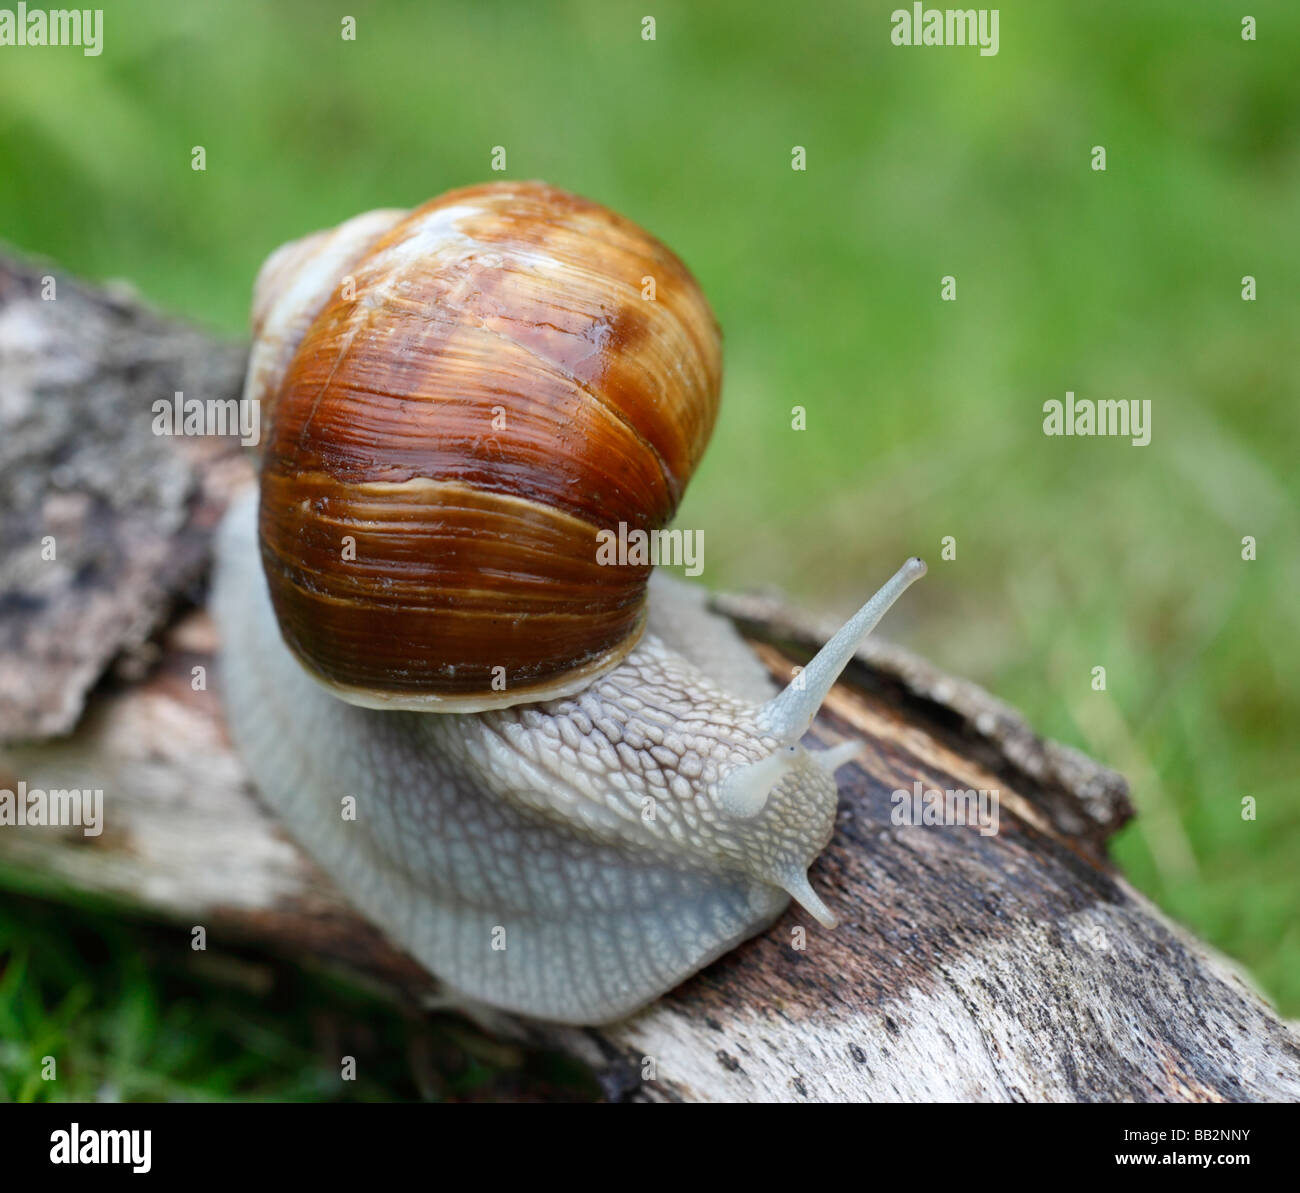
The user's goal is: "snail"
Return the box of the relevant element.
[213,181,926,1025]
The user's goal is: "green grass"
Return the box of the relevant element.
[0,895,596,1102]
[1,0,1297,1096]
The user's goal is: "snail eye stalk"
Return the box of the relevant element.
[759,557,927,744]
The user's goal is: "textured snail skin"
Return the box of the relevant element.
[218,491,836,1023]
[218,491,926,1023]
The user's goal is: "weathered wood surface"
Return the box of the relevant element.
[2,251,1298,1102]
[0,257,248,741]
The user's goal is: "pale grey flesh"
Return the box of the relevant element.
[213,491,831,1024]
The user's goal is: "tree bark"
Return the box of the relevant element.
[1,252,1297,1102]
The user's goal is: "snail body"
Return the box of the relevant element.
[215,182,925,1024]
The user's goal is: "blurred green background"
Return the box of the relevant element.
[1,0,1296,1099]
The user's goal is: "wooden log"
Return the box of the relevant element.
[2,251,1298,1102]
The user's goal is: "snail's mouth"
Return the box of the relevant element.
[710,750,842,930]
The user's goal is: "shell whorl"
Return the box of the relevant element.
[248,182,723,710]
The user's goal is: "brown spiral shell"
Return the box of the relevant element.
[246,182,723,710]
